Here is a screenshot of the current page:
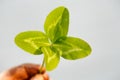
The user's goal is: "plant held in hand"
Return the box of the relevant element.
[15,6,92,72]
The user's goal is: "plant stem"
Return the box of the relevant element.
[39,57,45,73]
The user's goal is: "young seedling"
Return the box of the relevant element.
[15,6,92,73]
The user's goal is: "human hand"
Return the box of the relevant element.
[0,63,49,80]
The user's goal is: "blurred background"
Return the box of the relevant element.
[0,0,120,80]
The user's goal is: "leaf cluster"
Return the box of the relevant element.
[15,6,92,71]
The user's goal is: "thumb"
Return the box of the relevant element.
[22,63,45,77]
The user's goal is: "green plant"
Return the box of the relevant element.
[15,6,92,72]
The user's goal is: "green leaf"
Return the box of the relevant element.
[15,31,50,55]
[41,46,61,71]
[54,37,92,60]
[44,6,69,43]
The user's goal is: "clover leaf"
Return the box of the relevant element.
[41,46,61,71]
[15,31,50,55]
[44,6,69,43]
[53,37,91,60]
[15,6,92,71]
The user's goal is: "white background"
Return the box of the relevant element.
[0,0,120,80]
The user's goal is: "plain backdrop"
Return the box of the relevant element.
[0,0,120,80]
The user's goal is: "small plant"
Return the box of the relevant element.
[15,6,92,72]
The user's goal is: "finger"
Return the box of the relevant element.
[22,63,40,77]
[30,74,44,80]
[30,73,49,80]
[43,73,49,80]
[22,63,46,76]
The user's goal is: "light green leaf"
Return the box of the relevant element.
[15,31,50,55]
[41,46,61,71]
[54,37,92,60]
[44,6,69,43]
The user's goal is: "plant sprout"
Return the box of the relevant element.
[15,6,92,72]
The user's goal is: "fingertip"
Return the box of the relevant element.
[30,74,44,80]
[43,73,49,80]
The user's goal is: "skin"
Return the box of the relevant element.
[0,63,49,80]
